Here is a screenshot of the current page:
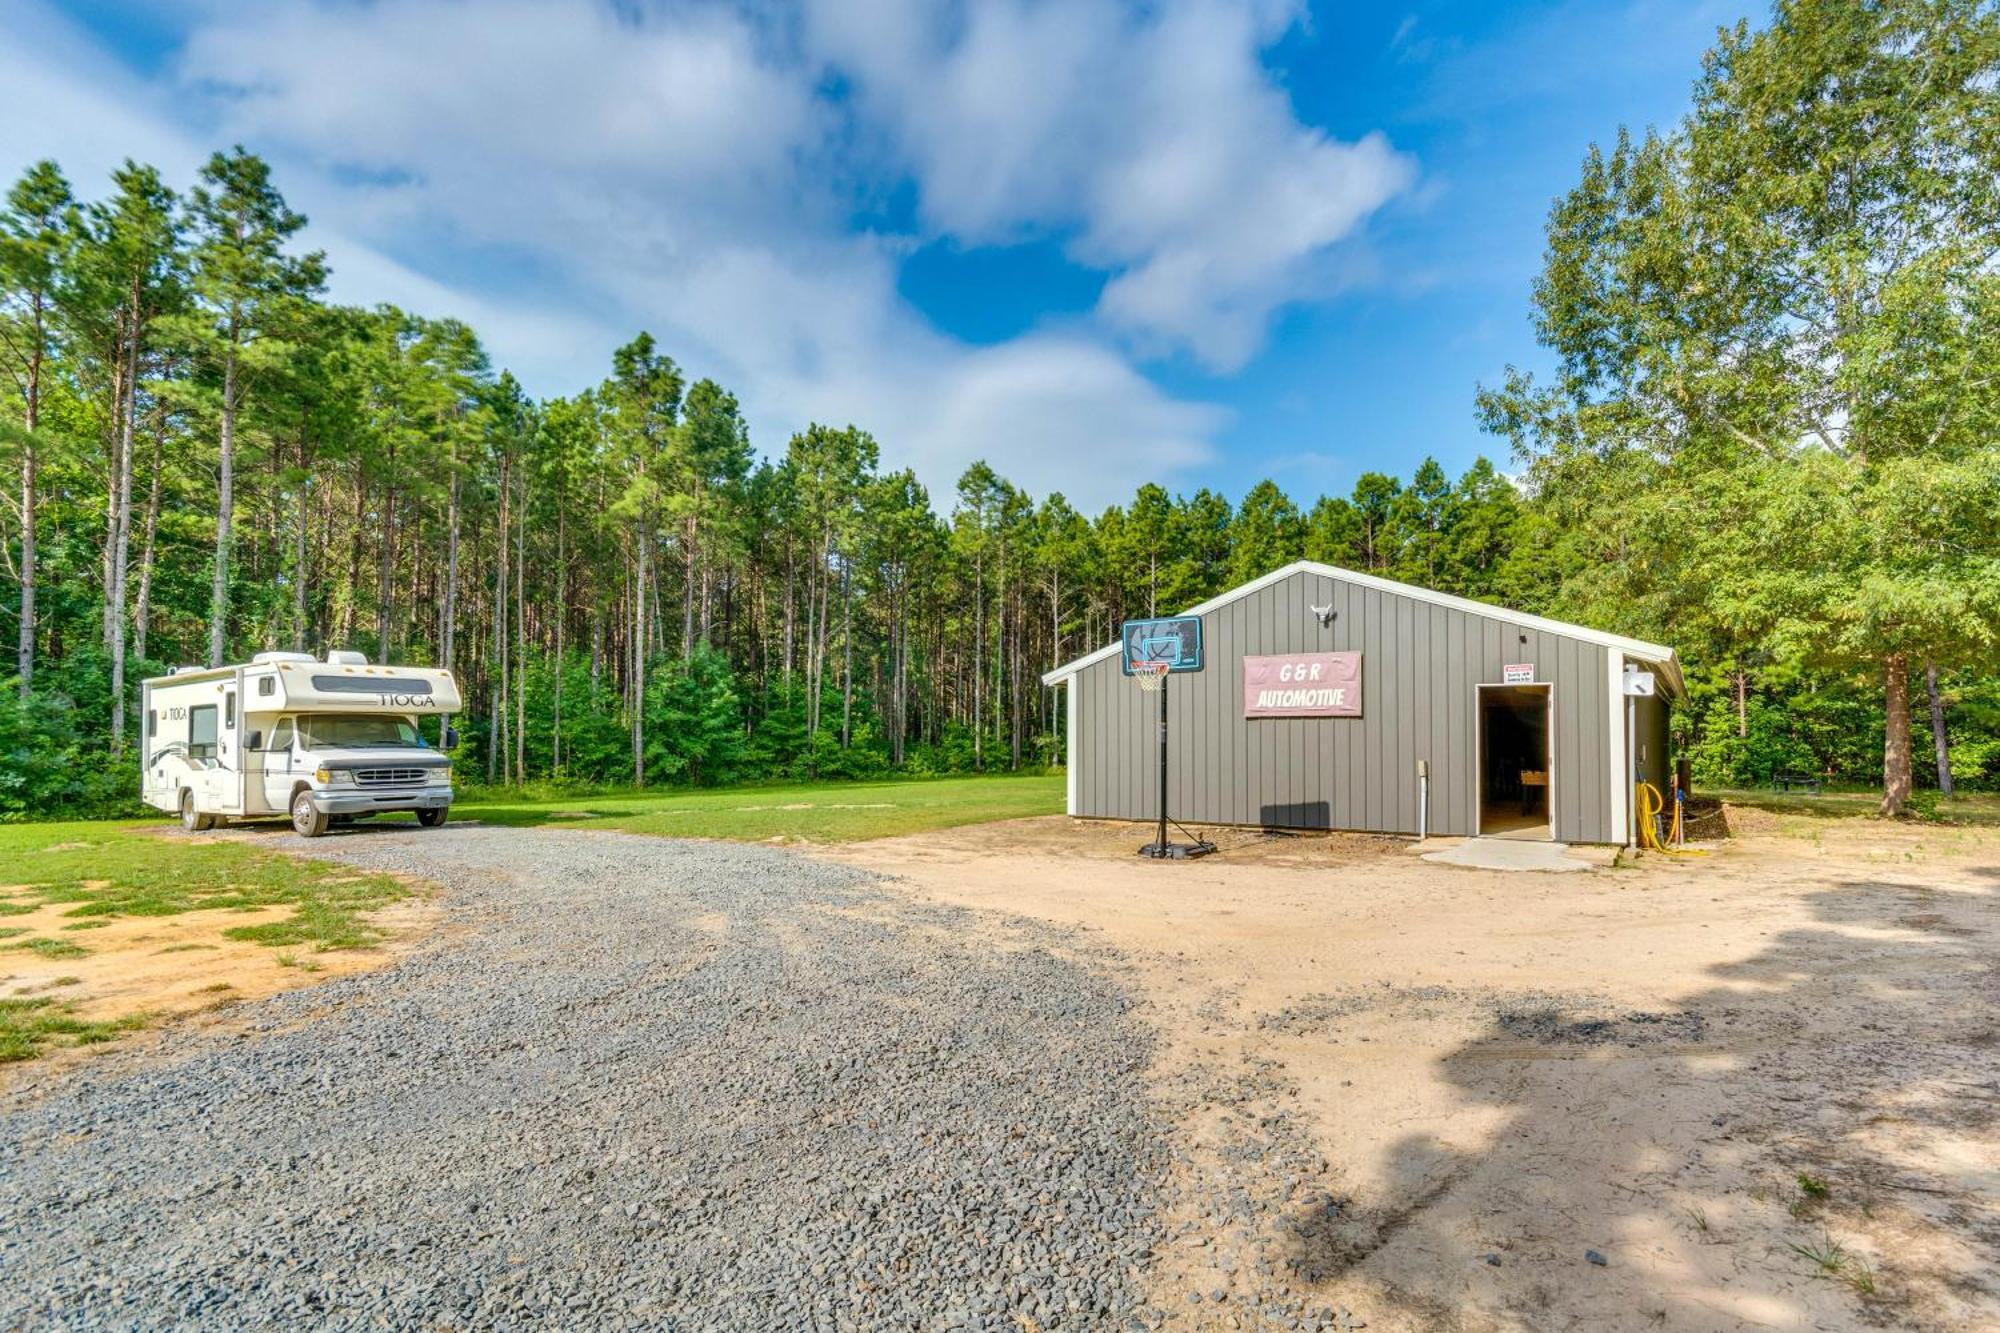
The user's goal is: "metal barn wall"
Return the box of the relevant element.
[1070,567,1618,842]
[1631,688,1671,795]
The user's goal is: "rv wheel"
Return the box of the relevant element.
[417,807,447,829]
[180,790,214,833]
[291,789,330,839]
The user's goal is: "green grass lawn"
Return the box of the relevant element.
[1709,788,2000,827]
[0,821,414,958]
[455,773,1066,843]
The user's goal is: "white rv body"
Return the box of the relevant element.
[141,651,462,836]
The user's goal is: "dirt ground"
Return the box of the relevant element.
[832,810,2000,1331]
[1,882,438,1087]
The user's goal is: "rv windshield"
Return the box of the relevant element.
[297,714,425,750]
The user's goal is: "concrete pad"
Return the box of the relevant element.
[1420,836,1595,872]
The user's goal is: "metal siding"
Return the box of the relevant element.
[1558,636,1582,839]
[1064,567,1629,841]
[1585,651,1611,843]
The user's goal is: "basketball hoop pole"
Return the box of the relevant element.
[1121,615,1214,860]
[1155,672,1169,855]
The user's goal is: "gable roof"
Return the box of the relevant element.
[1040,560,1685,698]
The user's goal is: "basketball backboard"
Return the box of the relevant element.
[1121,616,1204,675]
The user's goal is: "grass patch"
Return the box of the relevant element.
[0,821,413,954]
[1711,788,2000,827]
[0,998,147,1063]
[4,937,90,961]
[456,773,1065,844]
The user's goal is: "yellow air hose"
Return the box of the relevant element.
[1635,781,1707,855]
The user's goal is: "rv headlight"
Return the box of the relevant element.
[435,765,452,785]
[315,767,355,787]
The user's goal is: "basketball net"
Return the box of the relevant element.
[1133,661,1170,692]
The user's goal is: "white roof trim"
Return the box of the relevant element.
[1040,560,1685,697]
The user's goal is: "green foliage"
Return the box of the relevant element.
[641,646,747,786]
[0,684,88,817]
[1478,0,2000,811]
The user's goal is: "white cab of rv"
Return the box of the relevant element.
[140,651,463,837]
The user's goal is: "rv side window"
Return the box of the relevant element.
[258,676,275,697]
[268,719,294,752]
[225,692,235,727]
[189,705,219,761]
[147,709,156,739]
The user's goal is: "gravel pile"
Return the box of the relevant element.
[0,826,1165,1331]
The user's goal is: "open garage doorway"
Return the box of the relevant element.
[1478,684,1553,840]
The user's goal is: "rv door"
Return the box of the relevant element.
[260,717,298,814]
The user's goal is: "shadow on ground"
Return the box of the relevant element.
[1278,866,2000,1330]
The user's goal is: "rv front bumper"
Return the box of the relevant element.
[311,786,454,816]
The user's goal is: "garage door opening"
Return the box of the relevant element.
[1479,684,1552,840]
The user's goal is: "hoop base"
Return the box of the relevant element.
[1138,839,1217,860]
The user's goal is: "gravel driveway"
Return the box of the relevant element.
[0,826,1164,1331]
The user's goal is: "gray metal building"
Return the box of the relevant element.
[1042,561,1683,845]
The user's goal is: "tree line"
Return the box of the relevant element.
[2,0,1995,818]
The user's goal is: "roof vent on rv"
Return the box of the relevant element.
[325,650,368,666]
[251,651,316,666]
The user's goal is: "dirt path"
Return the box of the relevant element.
[832,812,2000,1331]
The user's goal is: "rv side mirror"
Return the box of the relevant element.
[443,725,460,750]
[245,730,263,751]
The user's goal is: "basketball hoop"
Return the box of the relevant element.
[1132,661,1170,692]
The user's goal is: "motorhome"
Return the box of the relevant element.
[141,651,462,837]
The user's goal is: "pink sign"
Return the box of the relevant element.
[1243,652,1362,718]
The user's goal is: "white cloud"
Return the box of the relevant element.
[802,0,1416,369]
[1,0,1412,507]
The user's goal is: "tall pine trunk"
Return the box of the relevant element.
[107,332,140,747]
[441,463,459,743]
[683,512,696,660]
[515,485,526,785]
[101,346,128,652]
[291,437,310,648]
[208,329,239,667]
[972,545,983,770]
[632,517,647,786]
[552,508,565,773]
[840,555,853,746]
[1880,653,1912,817]
[16,288,44,694]
[376,483,395,662]
[133,420,166,663]
[494,456,511,784]
[1925,662,1953,798]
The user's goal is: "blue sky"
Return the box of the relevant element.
[2,0,1745,510]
